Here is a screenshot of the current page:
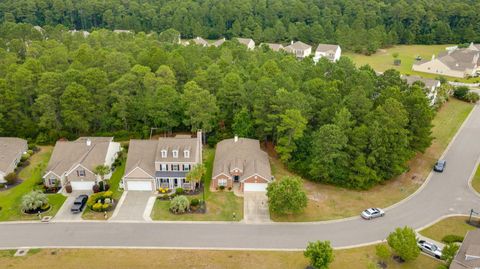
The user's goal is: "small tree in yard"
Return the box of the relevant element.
[442,243,460,266]
[170,195,190,214]
[266,176,307,215]
[387,227,419,262]
[4,172,18,185]
[186,164,206,190]
[94,165,110,183]
[21,191,48,213]
[376,244,391,267]
[304,241,334,269]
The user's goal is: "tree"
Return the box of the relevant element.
[266,176,307,215]
[158,28,180,44]
[21,191,48,212]
[232,107,254,138]
[60,83,94,134]
[186,164,206,190]
[387,227,420,262]
[376,244,391,265]
[276,109,307,162]
[94,165,110,183]
[182,81,219,133]
[442,243,460,266]
[170,195,190,214]
[304,241,334,269]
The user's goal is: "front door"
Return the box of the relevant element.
[234,175,240,182]
[174,178,178,188]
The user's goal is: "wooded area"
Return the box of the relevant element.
[1,0,479,54]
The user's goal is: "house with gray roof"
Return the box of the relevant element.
[450,229,480,269]
[192,37,209,47]
[262,43,284,52]
[43,137,121,191]
[314,44,341,63]
[0,138,27,184]
[284,41,312,59]
[122,131,202,191]
[212,38,226,47]
[236,38,255,50]
[212,136,272,192]
[402,75,441,106]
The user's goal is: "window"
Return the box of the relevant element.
[172,164,179,171]
[77,170,86,177]
[173,150,178,158]
[184,150,190,158]
[218,179,227,186]
[183,164,190,171]
[160,164,168,171]
[161,150,167,158]
[48,178,57,185]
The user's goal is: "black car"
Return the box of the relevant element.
[71,195,88,213]
[434,160,446,172]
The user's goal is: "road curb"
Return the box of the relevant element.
[467,155,480,198]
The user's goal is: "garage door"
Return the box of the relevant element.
[244,183,268,192]
[70,181,95,190]
[126,181,153,191]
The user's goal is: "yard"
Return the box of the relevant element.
[0,244,441,269]
[0,146,66,221]
[419,216,480,242]
[271,98,474,222]
[344,44,480,83]
[472,163,480,194]
[150,148,244,221]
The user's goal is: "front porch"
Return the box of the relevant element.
[155,178,194,192]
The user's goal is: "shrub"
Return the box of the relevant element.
[387,226,419,262]
[4,173,18,185]
[219,185,225,190]
[190,198,200,207]
[376,244,391,263]
[92,183,100,193]
[87,192,105,209]
[21,191,48,213]
[465,92,480,103]
[92,202,103,212]
[20,153,30,162]
[441,234,464,243]
[453,86,469,99]
[102,203,112,211]
[442,243,460,266]
[27,150,34,155]
[228,187,232,191]
[104,183,110,191]
[304,241,334,269]
[175,188,184,195]
[170,195,190,214]
[103,190,113,199]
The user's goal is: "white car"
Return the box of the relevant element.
[417,240,443,259]
[361,208,385,220]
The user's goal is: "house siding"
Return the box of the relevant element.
[212,174,233,189]
[68,167,96,182]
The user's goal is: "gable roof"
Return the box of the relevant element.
[193,37,209,46]
[436,49,480,71]
[124,140,157,179]
[285,41,312,52]
[316,44,340,53]
[155,135,199,163]
[44,137,113,178]
[237,38,254,46]
[451,230,480,269]
[0,137,27,174]
[213,38,226,47]
[401,75,441,89]
[263,43,284,52]
[213,138,271,182]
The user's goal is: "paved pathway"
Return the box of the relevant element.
[243,192,271,223]
[53,192,90,222]
[0,105,479,250]
[111,192,152,221]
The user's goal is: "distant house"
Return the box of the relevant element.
[68,30,90,38]
[212,136,272,192]
[212,38,226,47]
[314,44,341,63]
[262,43,284,52]
[284,41,312,59]
[114,30,133,34]
[236,38,255,50]
[43,137,121,191]
[450,229,480,269]
[122,131,202,192]
[402,75,441,105]
[192,37,209,47]
[412,45,480,78]
[0,138,28,184]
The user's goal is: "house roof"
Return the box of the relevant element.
[285,41,312,52]
[44,137,113,178]
[237,38,254,46]
[401,75,441,89]
[124,140,158,179]
[155,136,199,163]
[263,43,284,52]
[213,138,271,182]
[193,37,209,46]
[450,230,480,269]
[436,49,480,71]
[212,38,226,47]
[316,44,340,53]
[0,137,27,174]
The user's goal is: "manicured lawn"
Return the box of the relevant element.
[0,244,441,269]
[344,44,480,83]
[0,146,66,221]
[151,147,244,221]
[82,160,126,220]
[419,216,480,242]
[271,98,474,222]
[472,163,480,194]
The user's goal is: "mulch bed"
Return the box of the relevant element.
[23,205,51,215]
[0,180,24,192]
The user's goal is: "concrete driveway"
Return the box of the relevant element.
[53,192,90,222]
[243,192,271,223]
[111,191,153,221]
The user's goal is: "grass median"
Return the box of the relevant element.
[419,216,480,242]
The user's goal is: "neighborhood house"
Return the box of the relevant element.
[236,38,255,50]
[262,43,284,52]
[122,131,202,192]
[402,75,441,105]
[450,229,480,269]
[0,137,28,184]
[284,41,312,59]
[314,44,342,63]
[212,136,272,192]
[43,137,121,191]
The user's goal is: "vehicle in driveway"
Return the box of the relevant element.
[361,208,385,220]
[434,160,446,172]
[417,239,443,259]
[71,195,88,213]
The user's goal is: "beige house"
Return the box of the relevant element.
[236,38,255,50]
[212,136,272,193]
[402,75,441,106]
[122,131,202,192]
[212,38,226,47]
[314,44,341,63]
[262,43,284,52]
[450,229,480,269]
[284,41,312,59]
[412,45,480,78]
[0,138,28,184]
[192,37,209,47]
[68,30,90,38]
[43,137,121,191]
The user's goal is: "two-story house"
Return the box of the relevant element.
[122,131,202,192]
[284,41,312,59]
[313,44,341,63]
[43,137,121,191]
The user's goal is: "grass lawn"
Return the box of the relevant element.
[0,244,441,269]
[82,160,126,220]
[472,163,480,194]
[419,216,480,242]
[0,146,66,221]
[271,98,474,222]
[344,44,480,83]
[151,147,244,221]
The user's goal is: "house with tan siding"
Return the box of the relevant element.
[0,138,27,184]
[284,41,312,59]
[314,44,341,63]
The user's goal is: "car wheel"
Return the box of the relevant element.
[381,213,385,217]
[435,255,440,259]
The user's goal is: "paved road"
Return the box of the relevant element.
[1,105,480,250]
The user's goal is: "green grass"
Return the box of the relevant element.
[419,216,479,242]
[151,148,244,221]
[472,163,480,194]
[344,44,480,83]
[0,147,66,221]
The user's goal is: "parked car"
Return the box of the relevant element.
[417,240,443,259]
[71,195,88,213]
[361,208,385,220]
[434,160,446,172]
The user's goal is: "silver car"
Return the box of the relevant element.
[361,208,385,220]
[417,240,443,259]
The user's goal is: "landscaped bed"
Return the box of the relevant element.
[270,98,474,222]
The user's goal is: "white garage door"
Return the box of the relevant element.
[127,181,153,191]
[70,181,95,190]
[244,183,268,192]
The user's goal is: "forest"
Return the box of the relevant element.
[0,23,436,189]
[1,0,480,54]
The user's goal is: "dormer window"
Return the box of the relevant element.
[173,150,178,158]
[184,150,190,158]
[161,150,167,158]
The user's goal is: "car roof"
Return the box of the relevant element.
[437,160,446,164]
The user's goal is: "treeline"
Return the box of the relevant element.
[1,0,480,54]
[0,23,435,189]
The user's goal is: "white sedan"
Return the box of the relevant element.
[361,208,385,220]
[418,240,443,259]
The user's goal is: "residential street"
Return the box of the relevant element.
[0,104,479,250]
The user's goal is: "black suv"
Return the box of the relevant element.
[71,195,88,213]
[434,160,446,172]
